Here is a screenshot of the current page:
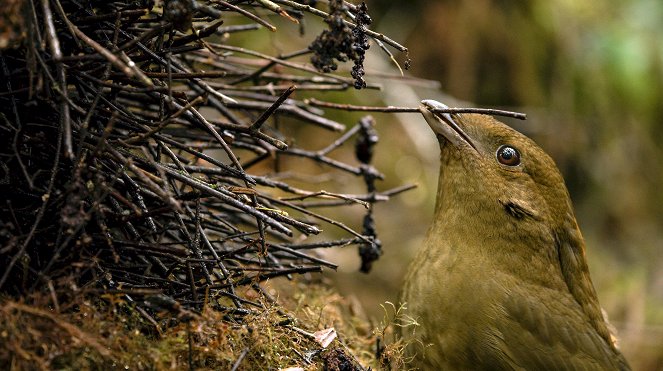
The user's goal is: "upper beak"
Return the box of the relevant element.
[419,99,479,152]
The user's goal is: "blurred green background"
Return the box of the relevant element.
[301,1,663,370]
[238,0,663,369]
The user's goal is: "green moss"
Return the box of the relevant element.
[0,280,411,370]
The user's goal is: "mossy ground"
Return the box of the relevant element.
[0,279,413,370]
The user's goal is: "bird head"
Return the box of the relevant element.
[419,99,576,236]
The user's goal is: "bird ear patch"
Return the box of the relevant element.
[499,199,539,220]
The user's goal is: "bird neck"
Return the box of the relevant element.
[429,205,565,290]
[431,167,565,289]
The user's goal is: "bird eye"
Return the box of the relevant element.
[496,145,521,166]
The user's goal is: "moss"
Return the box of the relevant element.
[0,280,414,370]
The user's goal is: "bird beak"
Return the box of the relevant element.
[419,99,479,152]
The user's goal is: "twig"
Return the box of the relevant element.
[210,0,277,32]
[306,98,528,120]
[230,347,250,371]
[250,85,297,131]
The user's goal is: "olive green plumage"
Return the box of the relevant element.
[400,100,630,370]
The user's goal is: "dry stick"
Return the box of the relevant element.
[117,23,171,54]
[78,12,121,135]
[296,183,417,208]
[174,101,245,174]
[218,24,261,34]
[62,16,153,87]
[280,147,366,175]
[186,54,364,88]
[105,184,143,216]
[228,49,313,85]
[135,148,170,232]
[153,133,252,181]
[142,71,229,78]
[208,266,322,290]
[175,202,214,288]
[341,1,358,14]
[249,174,338,196]
[267,244,338,269]
[374,38,403,76]
[190,89,294,107]
[164,52,238,103]
[170,19,225,47]
[264,195,372,243]
[210,0,277,31]
[224,266,311,272]
[26,0,43,51]
[208,119,287,150]
[197,225,243,308]
[223,99,345,131]
[186,261,198,301]
[318,123,362,156]
[51,0,81,49]
[206,43,350,84]
[280,190,370,209]
[209,82,347,92]
[49,4,84,163]
[73,9,147,25]
[32,52,87,115]
[124,95,207,144]
[255,205,322,235]
[105,192,168,274]
[228,60,275,86]
[306,98,528,120]
[157,140,191,174]
[206,285,263,309]
[76,71,166,93]
[152,163,294,236]
[283,237,363,250]
[0,87,30,97]
[230,347,250,371]
[151,142,194,242]
[250,85,297,131]
[254,0,300,23]
[105,146,181,211]
[47,280,61,313]
[112,240,188,257]
[42,0,73,159]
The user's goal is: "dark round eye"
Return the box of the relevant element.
[496,145,521,166]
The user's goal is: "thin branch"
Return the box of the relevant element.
[306,98,528,120]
